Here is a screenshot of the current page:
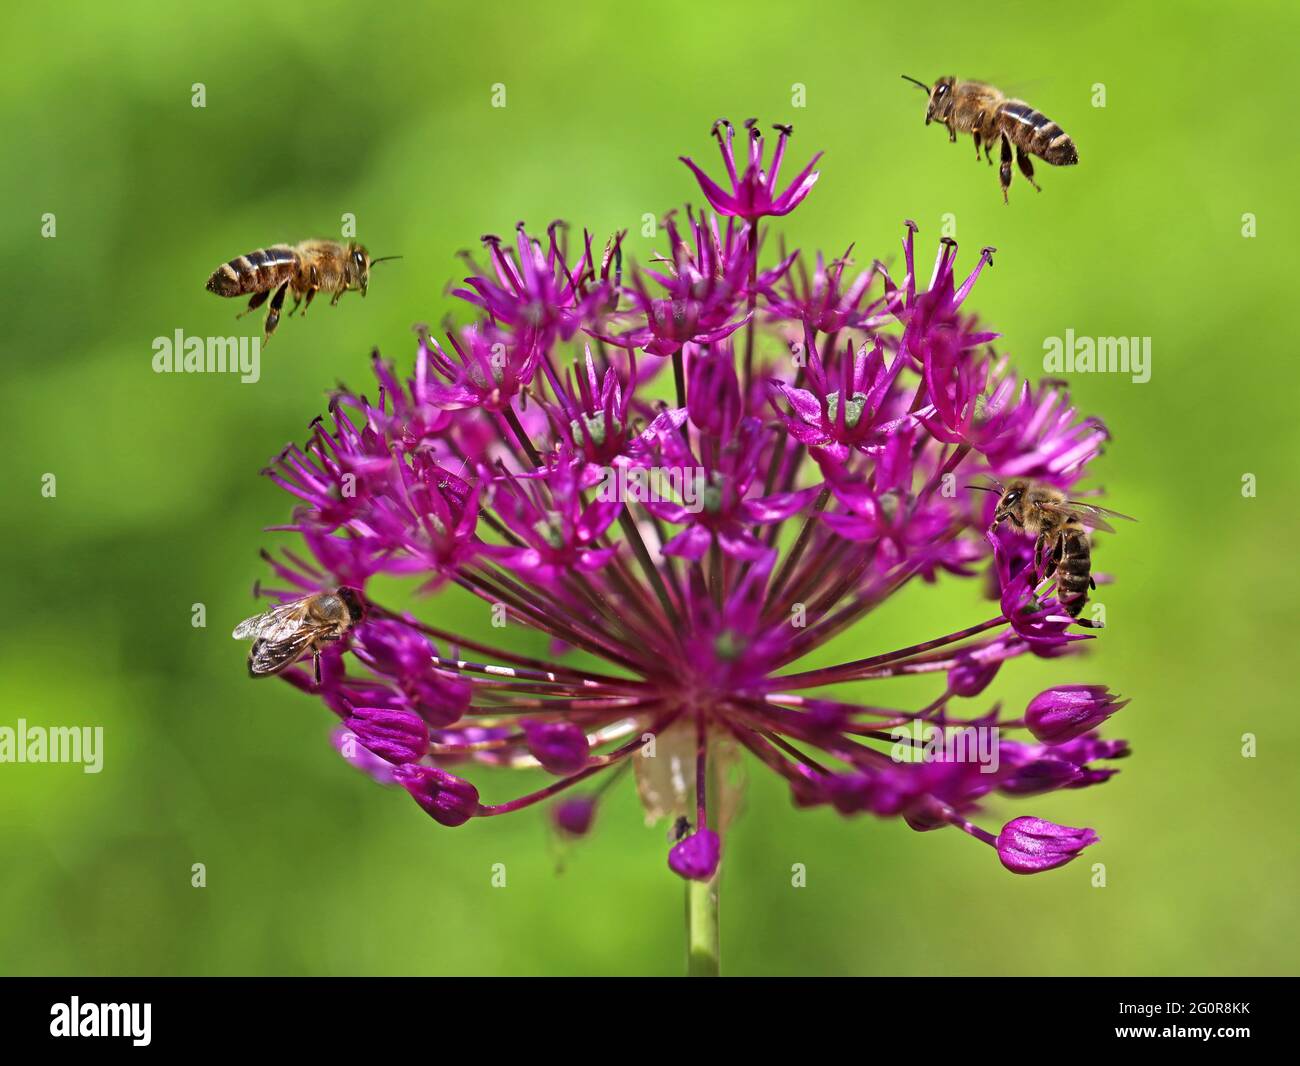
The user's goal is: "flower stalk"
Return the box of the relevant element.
[686,872,721,977]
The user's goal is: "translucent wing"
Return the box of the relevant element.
[247,628,320,677]
[1041,500,1138,534]
[232,597,311,641]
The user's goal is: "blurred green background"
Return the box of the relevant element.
[2,0,1297,976]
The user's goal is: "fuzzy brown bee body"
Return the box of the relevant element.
[903,76,1079,202]
[205,240,399,341]
[232,586,366,682]
[1053,526,1093,617]
[983,478,1135,620]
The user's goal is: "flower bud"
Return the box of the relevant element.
[552,794,598,836]
[996,815,1098,873]
[394,764,479,827]
[998,756,1082,795]
[947,653,1001,698]
[345,706,429,764]
[1026,685,1128,744]
[521,720,590,776]
[356,618,433,679]
[687,349,742,436]
[331,726,400,786]
[668,828,721,881]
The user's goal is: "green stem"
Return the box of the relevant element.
[686,873,720,977]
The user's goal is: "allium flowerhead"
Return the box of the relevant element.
[244,122,1131,887]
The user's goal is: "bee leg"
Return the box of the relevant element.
[984,138,994,165]
[1032,534,1048,577]
[1015,147,1042,192]
[312,651,322,686]
[330,284,346,307]
[299,288,318,318]
[999,132,1013,204]
[264,280,290,340]
[1043,546,1061,580]
[946,119,957,144]
[972,129,982,160]
[236,289,271,319]
[288,292,303,317]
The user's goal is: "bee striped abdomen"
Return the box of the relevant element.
[997,101,1078,165]
[206,245,298,297]
[1056,526,1093,617]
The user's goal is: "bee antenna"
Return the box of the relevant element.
[901,75,931,92]
[369,255,403,266]
[965,482,1004,494]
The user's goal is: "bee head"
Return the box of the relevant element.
[336,586,367,624]
[345,243,371,296]
[993,479,1030,528]
[926,76,957,124]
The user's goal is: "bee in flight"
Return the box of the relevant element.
[901,75,1079,203]
[232,587,366,683]
[205,240,400,341]
[974,479,1135,619]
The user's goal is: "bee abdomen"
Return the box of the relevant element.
[205,246,298,297]
[1056,529,1092,616]
[997,101,1078,166]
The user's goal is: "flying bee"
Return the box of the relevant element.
[901,75,1079,203]
[671,816,693,843]
[232,587,366,683]
[205,241,401,341]
[973,479,1135,618]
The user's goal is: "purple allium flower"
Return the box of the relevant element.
[331,726,402,787]
[345,705,430,765]
[521,719,591,775]
[1026,685,1130,744]
[681,120,821,220]
[994,816,1100,874]
[761,246,888,335]
[242,123,1131,893]
[552,794,598,837]
[595,210,777,358]
[394,764,480,828]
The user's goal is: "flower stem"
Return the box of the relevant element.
[686,873,720,977]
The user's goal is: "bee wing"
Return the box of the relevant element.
[232,598,313,641]
[231,613,267,640]
[1041,500,1138,534]
[247,626,323,677]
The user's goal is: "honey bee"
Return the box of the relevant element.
[205,241,400,341]
[232,587,366,682]
[902,76,1079,203]
[975,479,1135,618]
